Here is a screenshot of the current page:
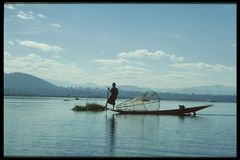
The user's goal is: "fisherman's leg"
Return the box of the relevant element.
[104,102,108,108]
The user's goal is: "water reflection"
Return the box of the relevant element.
[114,114,162,153]
[105,113,116,156]
[105,114,162,156]
[104,113,227,157]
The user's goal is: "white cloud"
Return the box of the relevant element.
[17,4,25,6]
[50,23,61,28]
[118,49,165,59]
[4,4,15,10]
[4,51,11,58]
[37,14,47,18]
[17,11,48,21]
[94,58,130,65]
[94,49,235,88]
[8,41,14,46]
[52,54,61,59]
[172,62,234,72]
[17,11,34,20]
[100,65,149,77]
[16,39,64,53]
[94,49,186,86]
[214,64,235,71]
[13,10,62,32]
[4,52,88,85]
[154,71,204,79]
[169,54,185,62]
[118,49,185,62]
[115,65,149,74]
[96,65,154,87]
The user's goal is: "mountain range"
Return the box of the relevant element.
[4,72,236,98]
[4,72,59,90]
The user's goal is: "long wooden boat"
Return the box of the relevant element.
[111,104,213,115]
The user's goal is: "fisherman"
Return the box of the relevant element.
[179,105,185,115]
[105,82,119,110]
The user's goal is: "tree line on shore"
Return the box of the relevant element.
[4,86,236,102]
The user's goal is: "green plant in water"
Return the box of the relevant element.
[72,103,105,112]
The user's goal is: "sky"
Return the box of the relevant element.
[4,3,236,89]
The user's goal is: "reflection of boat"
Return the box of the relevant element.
[111,104,213,115]
[111,91,213,116]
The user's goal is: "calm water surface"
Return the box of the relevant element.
[4,96,236,157]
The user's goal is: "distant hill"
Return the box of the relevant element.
[79,83,236,96]
[4,72,59,90]
[159,85,236,96]
[4,72,62,96]
[3,72,236,102]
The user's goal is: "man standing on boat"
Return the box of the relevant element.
[105,82,118,110]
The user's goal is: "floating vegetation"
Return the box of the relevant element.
[72,103,105,112]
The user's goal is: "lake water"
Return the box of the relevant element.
[4,96,236,157]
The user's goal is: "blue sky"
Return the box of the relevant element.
[4,3,236,89]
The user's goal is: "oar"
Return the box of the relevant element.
[105,87,109,110]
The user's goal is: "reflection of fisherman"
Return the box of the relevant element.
[105,114,116,154]
[105,82,118,110]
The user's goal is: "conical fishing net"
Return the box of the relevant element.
[116,91,160,111]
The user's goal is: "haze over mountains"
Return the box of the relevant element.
[4,72,236,96]
[50,78,236,96]
[108,84,236,95]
